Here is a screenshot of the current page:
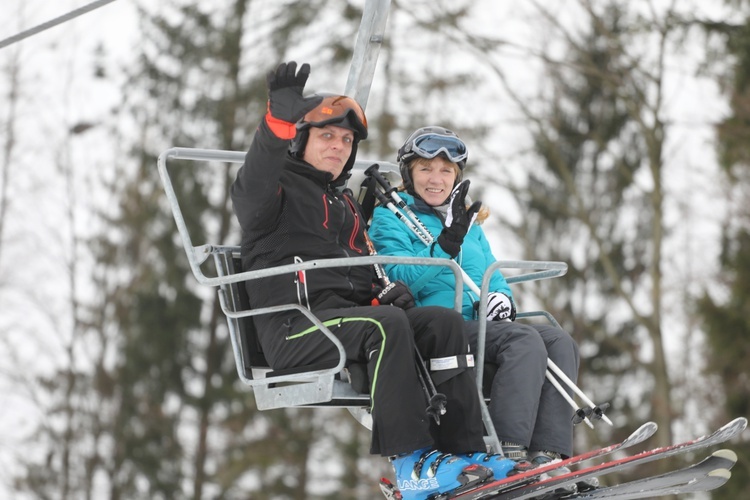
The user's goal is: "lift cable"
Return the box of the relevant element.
[0,0,120,50]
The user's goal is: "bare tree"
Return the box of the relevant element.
[413,0,726,469]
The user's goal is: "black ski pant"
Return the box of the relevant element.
[465,320,580,457]
[263,305,486,457]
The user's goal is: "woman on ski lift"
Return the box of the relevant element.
[230,64,523,500]
[369,126,596,492]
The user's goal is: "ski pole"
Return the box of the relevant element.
[359,213,447,423]
[546,358,613,426]
[545,371,594,429]
[365,165,611,426]
[366,164,433,243]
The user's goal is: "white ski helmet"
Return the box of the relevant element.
[397,126,468,193]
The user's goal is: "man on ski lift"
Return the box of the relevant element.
[230,61,526,499]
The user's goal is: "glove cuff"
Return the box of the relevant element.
[507,294,517,321]
[265,109,297,139]
[437,231,461,258]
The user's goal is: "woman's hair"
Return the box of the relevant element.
[402,158,490,224]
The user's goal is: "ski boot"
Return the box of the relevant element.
[497,442,539,479]
[390,447,492,500]
[531,450,600,494]
[500,441,529,462]
[461,451,520,479]
[529,450,580,498]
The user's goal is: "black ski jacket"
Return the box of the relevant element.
[231,120,375,329]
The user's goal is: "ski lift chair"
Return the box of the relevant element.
[157,149,473,430]
[157,147,570,450]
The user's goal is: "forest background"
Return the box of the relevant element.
[0,0,748,498]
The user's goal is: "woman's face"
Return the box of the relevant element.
[410,157,459,206]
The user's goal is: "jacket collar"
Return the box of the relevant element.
[287,154,334,188]
[399,192,432,214]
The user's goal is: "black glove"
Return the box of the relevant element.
[436,180,482,258]
[373,280,415,310]
[266,61,323,124]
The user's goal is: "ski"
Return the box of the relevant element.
[380,422,657,500]
[639,469,732,497]
[566,448,737,499]
[483,417,746,500]
[425,422,657,499]
[568,468,732,499]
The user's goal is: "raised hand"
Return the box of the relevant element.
[437,180,481,258]
[266,61,323,124]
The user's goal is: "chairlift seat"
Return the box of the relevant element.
[216,248,374,411]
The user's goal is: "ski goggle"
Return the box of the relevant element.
[302,95,368,138]
[409,133,468,163]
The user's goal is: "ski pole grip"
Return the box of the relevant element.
[364,162,381,177]
[365,163,397,194]
[373,186,391,206]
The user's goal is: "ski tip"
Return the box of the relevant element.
[707,468,732,479]
[711,449,738,462]
[712,417,748,442]
[623,421,658,446]
[728,416,748,430]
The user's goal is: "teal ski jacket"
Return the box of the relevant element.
[369,191,513,320]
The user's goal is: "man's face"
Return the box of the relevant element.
[302,125,354,179]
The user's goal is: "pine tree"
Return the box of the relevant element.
[697,9,750,497]
[491,1,682,473]
[90,1,389,498]
[9,0,388,498]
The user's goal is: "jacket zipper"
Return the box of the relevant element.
[344,195,363,254]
